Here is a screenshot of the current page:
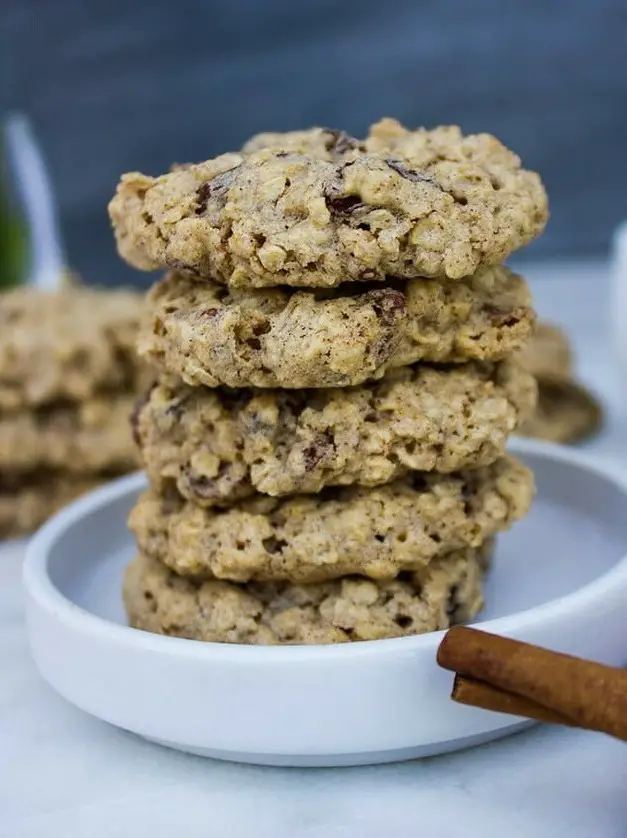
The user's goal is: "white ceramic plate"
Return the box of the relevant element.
[23,439,627,767]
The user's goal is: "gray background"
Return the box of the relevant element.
[3,0,626,287]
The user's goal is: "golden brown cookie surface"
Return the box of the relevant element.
[124,546,487,645]
[110,120,547,288]
[139,267,535,388]
[129,456,534,583]
[0,286,145,410]
[134,361,537,504]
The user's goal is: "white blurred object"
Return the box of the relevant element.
[3,113,65,290]
[611,220,627,388]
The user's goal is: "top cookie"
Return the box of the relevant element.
[109,119,548,288]
[0,285,146,409]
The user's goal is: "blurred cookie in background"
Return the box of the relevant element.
[517,374,602,444]
[0,473,106,538]
[0,283,147,409]
[517,321,602,445]
[516,322,573,380]
[0,283,147,538]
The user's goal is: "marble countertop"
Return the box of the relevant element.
[3,260,627,838]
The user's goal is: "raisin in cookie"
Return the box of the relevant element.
[124,545,487,645]
[139,266,535,388]
[0,286,146,410]
[129,456,533,583]
[134,361,537,504]
[109,121,547,287]
[0,394,138,475]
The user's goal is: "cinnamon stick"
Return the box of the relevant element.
[452,675,577,727]
[437,626,627,740]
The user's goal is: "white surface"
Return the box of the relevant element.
[3,260,627,834]
[23,440,627,767]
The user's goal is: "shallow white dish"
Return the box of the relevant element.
[23,439,627,767]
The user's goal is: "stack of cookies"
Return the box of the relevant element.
[109,118,548,644]
[0,284,146,537]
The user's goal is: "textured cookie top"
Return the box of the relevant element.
[241,127,366,158]
[134,361,537,504]
[0,286,146,409]
[0,394,138,475]
[124,546,485,645]
[129,456,533,583]
[109,119,548,288]
[139,266,535,388]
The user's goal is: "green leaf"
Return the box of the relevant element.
[0,156,27,289]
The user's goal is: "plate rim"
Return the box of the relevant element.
[23,437,627,663]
